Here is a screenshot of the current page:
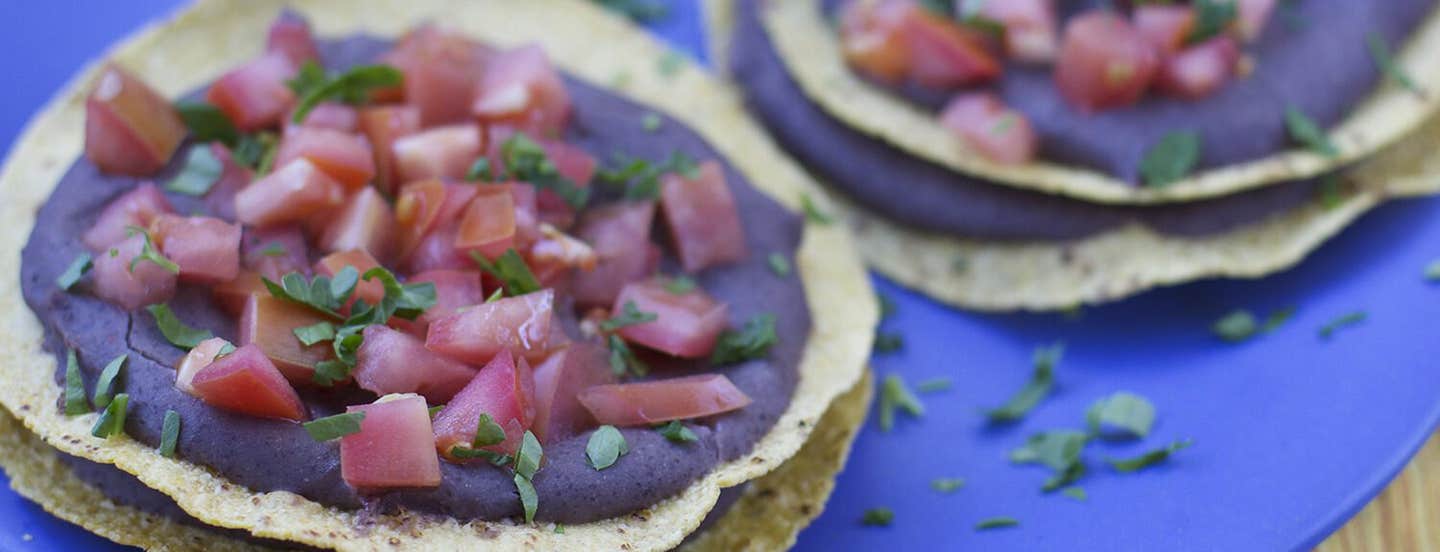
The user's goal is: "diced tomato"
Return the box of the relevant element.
[82,183,174,251]
[315,249,385,307]
[578,374,751,426]
[238,294,336,385]
[241,225,310,281]
[570,201,657,307]
[1054,12,1160,111]
[203,143,252,221]
[613,279,729,359]
[901,7,1001,88]
[383,25,489,126]
[537,141,595,226]
[659,161,748,272]
[425,289,553,364]
[91,234,177,310]
[342,394,442,490]
[1236,0,1278,42]
[149,214,242,284]
[939,92,1039,165]
[404,225,472,273]
[472,45,571,137]
[394,179,448,259]
[1135,5,1196,56]
[212,271,267,315]
[355,326,478,404]
[530,224,597,280]
[454,187,516,261]
[319,187,396,263]
[84,64,186,176]
[266,11,321,67]
[357,105,421,196]
[174,337,234,396]
[273,127,376,190]
[396,269,485,335]
[205,51,298,131]
[531,343,615,444]
[287,102,359,134]
[508,183,542,246]
[393,124,484,183]
[190,343,308,421]
[433,350,536,457]
[1155,36,1241,100]
[981,0,1058,63]
[838,0,913,83]
[235,158,346,227]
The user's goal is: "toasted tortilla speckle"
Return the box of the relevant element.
[751,0,1440,204]
[0,0,876,550]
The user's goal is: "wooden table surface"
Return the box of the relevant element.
[1321,432,1440,551]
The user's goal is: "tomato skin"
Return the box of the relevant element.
[174,337,234,396]
[355,326,478,404]
[234,158,347,228]
[84,64,186,176]
[578,374,752,426]
[839,0,913,83]
[273,127,376,190]
[383,25,490,126]
[425,289,554,364]
[454,186,517,261]
[190,343,308,422]
[238,294,336,386]
[394,179,449,261]
[342,394,443,490]
[392,124,484,183]
[531,343,615,444]
[659,161,748,273]
[320,187,397,263]
[1135,5,1197,57]
[939,92,1039,165]
[1054,12,1160,111]
[149,214,243,284]
[357,105,421,197]
[1237,0,1279,42]
[569,201,657,308]
[205,51,298,131]
[613,279,730,359]
[266,11,321,67]
[241,225,311,281]
[981,0,1059,63]
[91,234,178,310]
[901,7,1002,88]
[1155,36,1241,100]
[286,102,358,133]
[472,44,572,137]
[82,183,174,252]
[433,350,537,457]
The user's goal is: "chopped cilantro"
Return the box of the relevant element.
[429,405,444,418]
[466,158,496,182]
[877,292,897,319]
[664,275,698,295]
[878,374,924,432]
[1318,311,1367,340]
[1317,175,1344,209]
[1285,105,1338,157]
[158,410,181,457]
[1425,259,1440,281]
[1085,391,1156,440]
[303,412,366,442]
[1367,32,1421,95]
[985,343,1062,423]
[767,253,792,277]
[146,304,214,349]
[471,249,542,297]
[1188,0,1237,43]
[90,393,130,439]
[657,421,699,443]
[1212,309,1258,342]
[232,131,279,172]
[657,51,685,77]
[515,431,543,480]
[800,193,834,225]
[474,413,507,448]
[860,508,894,527]
[292,321,337,347]
[1139,131,1201,187]
[56,253,92,291]
[711,314,778,365]
[1011,430,1089,471]
[873,332,903,354]
[930,477,965,494]
[290,63,403,124]
[166,146,224,196]
[597,151,698,200]
[257,242,288,257]
[63,349,88,416]
[607,334,648,377]
[916,378,951,393]
[499,133,590,208]
[975,517,1019,531]
[641,112,662,132]
[92,354,127,410]
[515,474,539,523]
[593,0,670,22]
[586,425,629,470]
[174,101,240,146]
[600,301,658,332]
[1107,439,1193,473]
[126,227,179,274]
[1062,487,1087,501]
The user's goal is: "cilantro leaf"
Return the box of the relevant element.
[1285,105,1338,157]
[607,334,648,377]
[656,421,699,443]
[597,151,698,200]
[593,0,669,22]
[514,474,539,523]
[293,322,337,346]
[63,349,89,416]
[916,378,951,393]
[711,313,778,365]
[158,410,181,457]
[1010,430,1089,471]
[90,393,130,439]
[860,508,894,527]
[474,413,507,448]
[174,101,239,146]
[471,249,541,297]
[1188,0,1237,43]
[1367,32,1421,95]
[1212,309,1258,342]
[1318,311,1367,340]
[1062,486,1088,501]
[166,146,224,196]
[290,64,403,124]
[1425,259,1440,281]
[146,304,214,349]
[931,477,965,494]
[767,253,792,277]
[303,412,366,442]
[873,332,903,354]
[1139,131,1201,187]
[499,133,590,208]
[975,517,1019,531]
[586,425,629,470]
[1107,439,1193,473]
[878,374,924,432]
[56,253,93,291]
[800,193,833,225]
[92,354,127,410]
[1085,391,1156,440]
[985,343,1061,423]
[514,431,544,480]
[126,227,179,274]
[600,301,657,332]
[663,275,697,295]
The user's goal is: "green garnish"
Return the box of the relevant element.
[429,405,444,418]
[607,334,648,377]
[289,63,403,124]
[641,112,662,132]
[800,193,834,225]
[1425,259,1440,281]
[1285,105,1338,157]
[514,474,539,524]
[92,355,127,410]
[303,412,366,442]
[1062,487,1087,501]
[1107,439,1193,473]
[158,410,181,458]
[663,275,698,295]
[1367,32,1421,95]
[878,293,897,319]
[1085,391,1156,440]
[1213,307,1292,342]
[930,477,966,494]
[56,253,93,291]
[499,133,591,208]
[474,413,508,448]
[466,158,496,182]
[1318,311,1367,340]
[1011,430,1089,492]
[711,313,778,365]
[257,243,288,257]
[485,288,504,304]
[657,421,699,443]
[1139,131,1201,188]
[586,425,629,470]
[231,131,279,172]
[292,321,337,347]
[125,227,179,274]
[63,349,89,416]
[985,343,1062,423]
[174,101,240,146]
[975,517,1019,530]
[873,332,903,354]
[593,0,670,22]
[597,151,698,200]
[657,50,685,77]
[860,508,894,527]
[1188,0,1237,43]
[90,393,130,439]
[166,146,224,196]
[1317,175,1344,210]
[515,431,543,479]
[878,374,924,432]
[767,253,791,277]
[600,301,658,332]
[146,304,214,350]
[471,249,542,297]
[916,378,951,393]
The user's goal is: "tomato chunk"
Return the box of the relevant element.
[84,64,186,176]
[174,337,234,396]
[531,343,615,444]
[205,51,298,131]
[530,224,597,286]
[404,225,472,273]
[392,124,484,183]
[342,394,442,490]
[212,271,267,315]
[939,92,1039,165]
[981,0,1058,63]
[203,143,252,221]
[1237,0,1278,42]
[394,179,448,259]
[579,374,751,426]
[91,234,177,310]
[273,127,375,190]
[1054,12,1160,111]
[235,159,346,228]
[238,294,335,385]
[570,201,657,307]
[357,105,421,196]
[472,44,571,137]
[315,249,386,307]
[319,187,396,263]
[1135,5,1196,56]
[390,269,484,336]
[454,186,516,261]
[287,102,358,133]
[838,0,912,83]
[190,343,308,421]
[82,183,174,251]
[266,11,321,67]
[425,289,554,364]
[901,7,1001,88]
[433,351,537,457]
[356,326,478,405]
[613,279,729,359]
[1155,36,1241,100]
[660,161,748,272]
[242,225,310,281]
[149,214,242,284]
[383,25,489,126]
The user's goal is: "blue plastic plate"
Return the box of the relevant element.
[2,2,1437,551]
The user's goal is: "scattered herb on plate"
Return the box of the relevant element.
[975,516,1019,531]
[1367,32,1421,94]
[860,507,894,527]
[1108,439,1194,473]
[711,314,778,365]
[878,374,924,431]
[985,343,1062,423]
[1086,391,1156,440]
[931,477,966,493]
[1318,311,1367,340]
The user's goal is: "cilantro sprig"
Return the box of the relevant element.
[471,249,541,297]
[289,62,403,124]
[499,133,591,208]
[711,313,778,365]
[600,301,657,332]
[985,343,1062,423]
[597,151,699,200]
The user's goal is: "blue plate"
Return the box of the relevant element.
[2,2,1438,551]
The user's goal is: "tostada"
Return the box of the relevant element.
[0,1,876,550]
